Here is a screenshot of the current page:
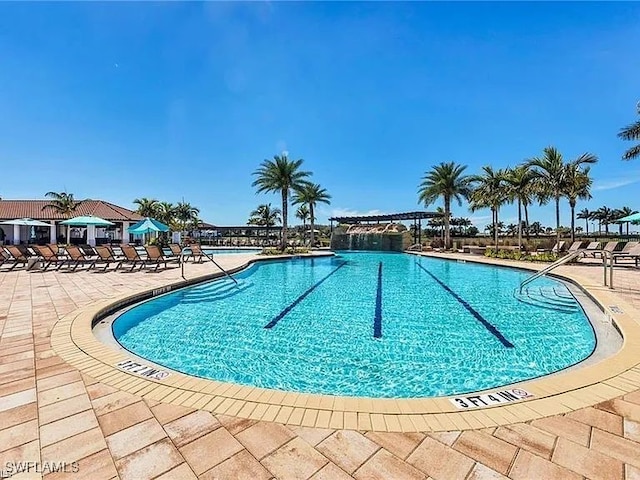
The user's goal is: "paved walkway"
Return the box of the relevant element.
[0,253,639,479]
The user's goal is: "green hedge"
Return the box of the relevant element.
[484,248,559,262]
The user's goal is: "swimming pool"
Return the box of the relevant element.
[112,252,596,398]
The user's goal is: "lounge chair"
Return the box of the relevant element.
[168,244,184,258]
[185,244,204,263]
[564,241,584,255]
[613,243,640,265]
[120,245,146,271]
[64,245,97,271]
[94,246,124,272]
[582,241,601,257]
[144,246,179,271]
[32,245,69,271]
[3,246,31,271]
[537,241,566,254]
[593,242,619,259]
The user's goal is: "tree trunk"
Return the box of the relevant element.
[605,222,609,235]
[310,204,315,249]
[555,196,561,248]
[517,200,522,250]
[524,203,530,240]
[303,218,306,245]
[570,200,576,244]
[619,222,623,235]
[585,218,589,235]
[444,196,451,249]
[493,207,498,249]
[281,190,288,250]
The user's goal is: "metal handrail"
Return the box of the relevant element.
[200,250,239,286]
[179,247,239,286]
[519,248,615,292]
[519,250,583,293]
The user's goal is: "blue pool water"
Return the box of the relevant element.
[113,252,596,397]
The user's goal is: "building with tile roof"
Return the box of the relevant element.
[0,199,143,245]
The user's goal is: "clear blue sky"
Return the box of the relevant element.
[1,2,638,230]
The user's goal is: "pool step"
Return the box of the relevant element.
[181,279,252,303]
[514,286,579,313]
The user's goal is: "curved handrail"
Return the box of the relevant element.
[519,250,582,293]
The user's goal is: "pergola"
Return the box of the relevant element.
[328,210,443,245]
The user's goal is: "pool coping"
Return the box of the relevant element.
[50,251,640,432]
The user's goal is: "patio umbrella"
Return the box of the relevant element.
[60,216,114,246]
[60,215,115,226]
[128,217,170,235]
[615,212,640,223]
[0,218,52,227]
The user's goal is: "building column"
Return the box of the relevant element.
[121,222,130,245]
[87,225,96,246]
[13,224,20,245]
[50,221,57,244]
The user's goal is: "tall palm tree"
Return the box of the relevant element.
[418,162,471,249]
[594,206,614,235]
[42,191,83,244]
[504,165,536,249]
[155,202,175,227]
[469,166,508,249]
[564,161,595,243]
[530,221,543,237]
[252,154,311,250]
[616,206,639,235]
[528,147,597,247]
[248,203,281,243]
[174,202,200,238]
[133,198,159,218]
[292,183,331,248]
[618,103,640,161]
[295,205,310,241]
[577,208,592,235]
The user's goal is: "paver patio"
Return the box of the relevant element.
[1,252,639,479]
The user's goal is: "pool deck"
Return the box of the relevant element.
[1,251,640,479]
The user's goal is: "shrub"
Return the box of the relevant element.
[260,247,310,256]
[484,249,559,263]
[430,238,444,249]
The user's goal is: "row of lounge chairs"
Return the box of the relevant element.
[547,241,640,265]
[0,244,205,272]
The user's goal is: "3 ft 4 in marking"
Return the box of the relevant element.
[450,388,534,409]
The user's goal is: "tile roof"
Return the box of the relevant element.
[0,199,144,222]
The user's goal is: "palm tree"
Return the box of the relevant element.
[528,147,597,247]
[577,208,592,235]
[174,202,200,238]
[618,103,640,160]
[292,183,331,248]
[564,161,596,243]
[529,221,543,237]
[469,166,508,249]
[252,154,311,250]
[133,198,159,218]
[295,205,310,241]
[594,206,614,235]
[616,206,639,235]
[506,223,518,237]
[248,203,281,243]
[155,202,175,227]
[504,165,536,248]
[42,191,83,244]
[418,162,472,249]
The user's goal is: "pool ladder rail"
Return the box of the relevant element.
[518,248,614,293]
[180,247,240,287]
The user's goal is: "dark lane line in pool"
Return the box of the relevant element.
[264,261,348,329]
[374,262,383,338]
[415,262,514,348]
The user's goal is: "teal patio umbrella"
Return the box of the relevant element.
[615,212,640,223]
[60,216,114,245]
[128,217,170,244]
[128,217,170,234]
